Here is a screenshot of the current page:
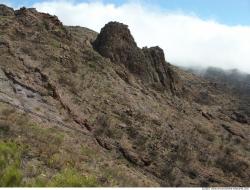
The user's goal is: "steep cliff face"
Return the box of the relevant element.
[93,22,181,93]
[142,46,181,92]
[0,5,250,187]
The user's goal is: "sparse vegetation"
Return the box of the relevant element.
[50,39,61,48]
[0,141,22,187]
[215,146,250,179]
[102,166,139,187]
[95,114,123,139]
[196,124,216,142]
[80,145,96,158]
[0,4,250,187]
[48,168,99,187]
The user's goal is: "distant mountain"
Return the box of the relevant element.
[0,4,249,187]
[188,67,250,94]
[187,67,250,121]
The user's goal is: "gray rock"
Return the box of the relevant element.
[0,4,14,16]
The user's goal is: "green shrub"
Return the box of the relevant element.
[0,141,22,187]
[81,145,96,158]
[47,153,63,169]
[21,123,64,146]
[1,107,15,118]
[24,176,47,187]
[102,167,138,187]
[48,168,99,187]
[1,165,22,187]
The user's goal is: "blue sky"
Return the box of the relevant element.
[3,0,250,26]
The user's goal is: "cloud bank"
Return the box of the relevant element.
[33,1,250,73]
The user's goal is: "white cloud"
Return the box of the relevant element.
[33,0,250,73]
[0,0,12,7]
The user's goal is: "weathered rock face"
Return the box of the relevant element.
[0,6,70,41]
[142,46,181,92]
[93,22,145,74]
[14,7,63,30]
[93,22,181,93]
[0,4,14,16]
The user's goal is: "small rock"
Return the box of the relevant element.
[125,108,133,116]
[118,123,127,128]
[141,155,152,166]
[104,99,110,104]
[27,92,35,98]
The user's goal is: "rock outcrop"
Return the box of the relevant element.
[14,7,64,31]
[93,22,181,93]
[92,22,146,74]
[0,4,14,16]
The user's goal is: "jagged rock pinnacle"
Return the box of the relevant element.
[93,22,143,72]
[93,21,181,92]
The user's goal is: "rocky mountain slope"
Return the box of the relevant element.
[0,5,249,187]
